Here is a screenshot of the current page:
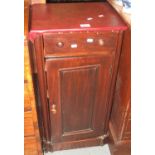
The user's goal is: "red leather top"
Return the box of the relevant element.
[29,2,127,41]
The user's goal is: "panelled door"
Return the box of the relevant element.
[45,55,113,143]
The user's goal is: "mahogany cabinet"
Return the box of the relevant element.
[28,2,127,152]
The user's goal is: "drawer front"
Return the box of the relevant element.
[43,31,118,57]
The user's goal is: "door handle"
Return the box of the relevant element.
[51,104,57,114]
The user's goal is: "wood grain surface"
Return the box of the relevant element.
[28,2,127,152]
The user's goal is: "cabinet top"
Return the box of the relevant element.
[29,2,127,40]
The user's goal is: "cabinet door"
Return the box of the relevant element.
[45,55,113,143]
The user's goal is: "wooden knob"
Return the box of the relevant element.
[56,41,64,48]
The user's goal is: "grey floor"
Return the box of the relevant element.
[45,144,111,155]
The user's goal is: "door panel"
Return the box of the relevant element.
[45,55,113,143]
[60,65,98,135]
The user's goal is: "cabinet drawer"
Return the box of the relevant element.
[43,31,118,57]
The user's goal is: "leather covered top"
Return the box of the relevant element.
[29,2,127,41]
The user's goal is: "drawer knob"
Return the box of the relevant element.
[56,41,64,48]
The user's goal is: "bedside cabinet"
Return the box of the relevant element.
[28,2,127,152]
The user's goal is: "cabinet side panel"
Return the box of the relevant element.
[110,28,131,143]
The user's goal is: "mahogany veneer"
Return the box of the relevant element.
[28,2,127,152]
